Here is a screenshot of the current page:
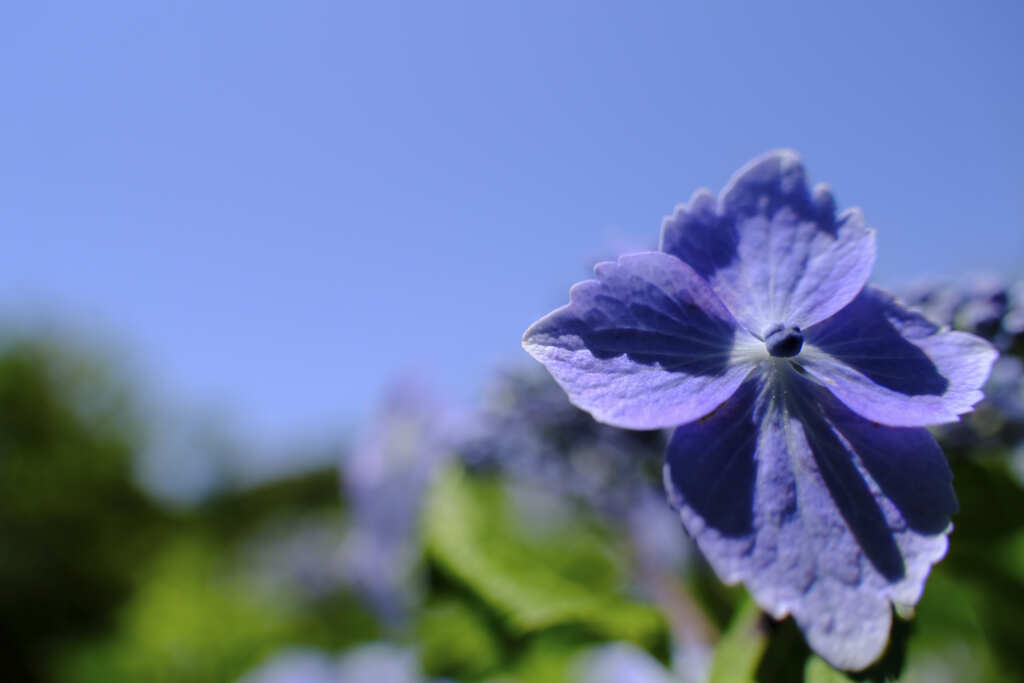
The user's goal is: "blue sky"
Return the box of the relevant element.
[1,1,1021,450]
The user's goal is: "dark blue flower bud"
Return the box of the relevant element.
[765,325,804,357]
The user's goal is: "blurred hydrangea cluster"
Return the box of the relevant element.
[338,379,456,622]
[460,368,665,518]
[238,644,433,683]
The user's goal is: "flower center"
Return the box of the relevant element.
[765,324,803,358]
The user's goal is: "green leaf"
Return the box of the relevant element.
[805,656,852,683]
[707,597,767,683]
[417,598,502,679]
[505,632,589,683]
[423,466,666,649]
[900,564,1017,682]
[55,536,377,683]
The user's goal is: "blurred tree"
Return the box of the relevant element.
[0,338,168,682]
[0,335,371,683]
[56,533,378,683]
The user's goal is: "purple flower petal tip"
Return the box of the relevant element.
[522,252,756,429]
[660,150,876,337]
[802,287,999,427]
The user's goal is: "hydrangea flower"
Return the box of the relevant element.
[339,379,453,621]
[522,151,997,670]
[460,367,667,519]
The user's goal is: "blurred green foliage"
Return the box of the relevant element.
[0,340,167,682]
[420,465,669,681]
[707,599,767,683]
[2,323,1024,682]
[0,338,374,683]
[416,598,502,679]
[424,467,667,647]
[56,534,377,683]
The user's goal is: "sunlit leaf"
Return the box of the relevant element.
[707,597,767,683]
[424,465,666,648]
[805,656,851,683]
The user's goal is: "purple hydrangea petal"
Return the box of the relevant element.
[800,287,998,427]
[660,150,876,337]
[664,369,955,671]
[522,252,756,430]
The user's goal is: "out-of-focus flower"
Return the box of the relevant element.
[335,644,425,683]
[901,275,1024,350]
[339,379,453,622]
[626,494,692,578]
[237,644,430,683]
[523,151,997,670]
[1004,280,1024,337]
[574,642,682,683]
[460,367,666,521]
[236,649,338,683]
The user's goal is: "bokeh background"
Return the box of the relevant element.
[1,2,1022,682]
